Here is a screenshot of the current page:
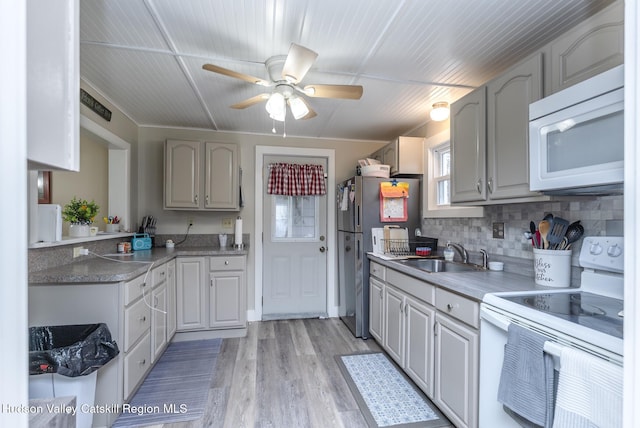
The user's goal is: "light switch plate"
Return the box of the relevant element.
[222,218,234,228]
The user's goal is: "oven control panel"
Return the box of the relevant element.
[579,236,624,273]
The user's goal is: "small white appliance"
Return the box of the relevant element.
[479,236,623,427]
[37,204,62,243]
[529,65,623,195]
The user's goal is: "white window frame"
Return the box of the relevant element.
[422,130,484,218]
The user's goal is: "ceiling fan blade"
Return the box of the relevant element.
[230,93,270,109]
[304,84,363,100]
[203,63,270,86]
[282,43,318,83]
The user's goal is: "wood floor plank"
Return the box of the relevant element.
[160,318,390,428]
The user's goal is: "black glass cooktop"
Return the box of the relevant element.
[502,291,624,339]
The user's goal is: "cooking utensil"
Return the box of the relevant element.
[529,221,537,247]
[538,220,550,249]
[543,213,554,221]
[564,220,585,249]
[547,217,569,250]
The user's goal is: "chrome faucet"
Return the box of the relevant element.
[479,249,489,269]
[447,242,469,264]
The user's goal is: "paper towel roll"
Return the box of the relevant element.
[234,216,243,247]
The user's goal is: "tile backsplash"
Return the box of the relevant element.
[421,195,623,267]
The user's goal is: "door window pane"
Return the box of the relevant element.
[272,195,319,241]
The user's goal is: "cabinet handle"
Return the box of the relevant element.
[139,315,146,322]
[225,260,229,265]
[446,303,458,312]
[379,289,383,299]
[139,359,146,366]
[487,178,494,194]
[194,195,198,204]
[476,179,482,194]
[206,195,209,204]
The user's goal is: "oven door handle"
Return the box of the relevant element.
[480,306,511,332]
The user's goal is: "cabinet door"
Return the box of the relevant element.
[382,141,398,174]
[486,53,543,200]
[165,140,201,209]
[405,296,435,398]
[151,283,167,362]
[166,260,177,340]
[451,87,486,203]
[434,313,479,428]
[204,142,239,210]
[209,271,246,328]
[176,257,206,330]
[383,286,404,366]
[27,0,79,171]
[548,1,623,94]
[368,277,385,343]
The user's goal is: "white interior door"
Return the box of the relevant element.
[262,155,328,319]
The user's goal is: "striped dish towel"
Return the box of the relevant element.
[553,347,623,428]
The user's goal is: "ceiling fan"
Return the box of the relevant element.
[202,43,363,122]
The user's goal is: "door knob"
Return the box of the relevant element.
[319,246,326,253]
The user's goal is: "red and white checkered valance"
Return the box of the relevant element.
[267,163,326,196]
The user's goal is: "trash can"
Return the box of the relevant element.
[28,323,119,428]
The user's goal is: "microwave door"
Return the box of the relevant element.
[530,88,624,192]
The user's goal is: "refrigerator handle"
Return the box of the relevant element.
[357,237,361,260]
[356,203,361,229]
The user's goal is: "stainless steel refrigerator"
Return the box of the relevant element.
[337,176,422,338]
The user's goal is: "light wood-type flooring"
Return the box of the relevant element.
[157,318,386,428]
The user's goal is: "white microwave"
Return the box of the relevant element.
[529,65,624,195]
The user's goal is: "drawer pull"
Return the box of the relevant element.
[139,359,146,366]
[139,315,146,322]
[225,260,229,265]
[447,303,456,311]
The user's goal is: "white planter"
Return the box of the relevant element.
[68,223,90,237]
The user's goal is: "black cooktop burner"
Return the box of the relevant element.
[502,291,623,339]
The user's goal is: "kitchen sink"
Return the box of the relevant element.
[399,258,485,273]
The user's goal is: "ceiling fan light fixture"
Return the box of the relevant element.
[289,96,310,120]
[430,102,450,121]
[266,92,286,122]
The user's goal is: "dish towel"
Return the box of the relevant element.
[498,323,555,427]
[553,347,623,428]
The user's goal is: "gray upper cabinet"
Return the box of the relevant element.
[165,140,240,211]
[27,0,80,171]
[367,136,424,176]
[546,1,623,95]
[451,87,487,203]
[486,53,543,201]
[452,54,546,204]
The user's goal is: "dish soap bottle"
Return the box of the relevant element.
[444,242,455,261]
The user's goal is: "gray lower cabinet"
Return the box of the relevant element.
[370,261,480,428]
[177,255,247,332]
[28,259,174,428]
[368,276,385,343]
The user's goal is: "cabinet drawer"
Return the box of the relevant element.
[124,331,151,400]
[370,262,385,281]
[124,297,151,351]
[435,288,479,328]
[386,269,434,305]
[151,263,167,287]
[209,256,245,271]
[124,274,148,306]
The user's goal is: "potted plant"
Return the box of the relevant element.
[62,197,99,237]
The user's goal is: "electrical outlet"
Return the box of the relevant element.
[492,222,505,239]
[73,246,85,258]
[222,218,234,228]
[188,218,194,227]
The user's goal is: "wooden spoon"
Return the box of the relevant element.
[538,220,550,249]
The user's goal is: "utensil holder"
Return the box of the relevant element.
[533,248,572,287]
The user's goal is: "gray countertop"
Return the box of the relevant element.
[368,254,567,301]
[29,247,248,284]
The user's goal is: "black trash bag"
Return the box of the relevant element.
[29,323,120,377]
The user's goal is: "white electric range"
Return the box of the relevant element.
[479,236,624,427]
